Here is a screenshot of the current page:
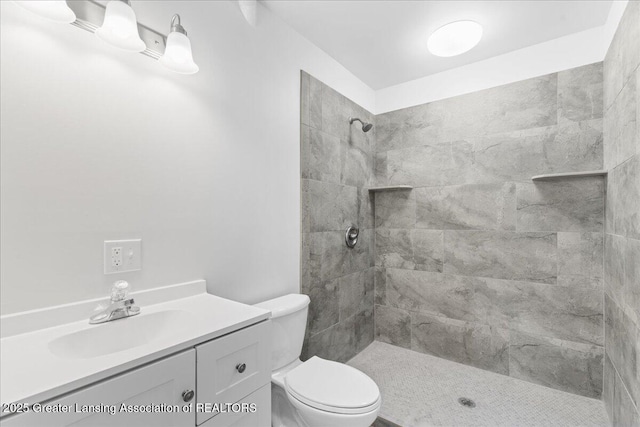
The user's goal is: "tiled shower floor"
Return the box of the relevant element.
[348,341,608,427]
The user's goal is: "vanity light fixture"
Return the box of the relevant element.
[159,15,199,75]
[13,0,198,75]
[13,1,76,24]
[427,20,483,57]
[95,0,146,52]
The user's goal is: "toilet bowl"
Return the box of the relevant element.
[255,294,380,427]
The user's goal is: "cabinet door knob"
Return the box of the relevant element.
[236,363,246,373]
[182,389,195,402]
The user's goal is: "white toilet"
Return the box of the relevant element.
[255,294,381,427]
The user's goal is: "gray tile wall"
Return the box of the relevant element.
[300,72,375,363]
[603,1,640,425]
[374,62,606,398]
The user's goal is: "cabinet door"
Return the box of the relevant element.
[196,321,271,425]
[1,350,196,427]
[200,385,270,427]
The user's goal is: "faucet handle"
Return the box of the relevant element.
[111,280,130,302]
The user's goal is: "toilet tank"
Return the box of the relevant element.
[254,294,310,371]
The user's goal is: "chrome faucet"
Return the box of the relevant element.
[90,280,141,324]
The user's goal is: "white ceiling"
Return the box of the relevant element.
[263,0,614,90]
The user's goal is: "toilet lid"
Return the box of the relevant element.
[284,356,380,414]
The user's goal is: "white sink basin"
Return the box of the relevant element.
[1,283,271,407]
[48,310,192,359]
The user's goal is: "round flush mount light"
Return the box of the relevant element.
[427,20,483,57]
[13,1,76,24]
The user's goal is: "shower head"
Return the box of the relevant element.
[349,117,373,133]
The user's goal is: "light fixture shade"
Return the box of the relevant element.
[160,31,199,74]
[14,1,76,24]
[427,21,483,57]
[95,0,145,53]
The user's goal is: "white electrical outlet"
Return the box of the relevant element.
[104,239,142,274]
[111,247,123,268]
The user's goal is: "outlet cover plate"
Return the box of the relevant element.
[104,239,142,274]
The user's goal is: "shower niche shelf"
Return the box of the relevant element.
[531,170,607,181]
[367,185,413,192]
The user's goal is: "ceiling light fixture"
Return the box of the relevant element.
[13,1,76,24]
[95,0,146,53]
[159,15,199,74]
[427,20,483,57]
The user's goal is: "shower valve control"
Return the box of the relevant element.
[345,225,359,248]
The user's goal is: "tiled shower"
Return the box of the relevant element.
[300,71,376,362]
[602,0,640,424]
[300,1,638,423]
[373,62,604,398]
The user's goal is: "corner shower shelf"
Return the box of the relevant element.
[531,170,608,181]
[367,185,413,192]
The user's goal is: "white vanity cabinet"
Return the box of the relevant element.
[196,321,271,426]
[1,321,271,427]
[1,349,196,427]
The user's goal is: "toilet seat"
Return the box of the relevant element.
[284,356,381,415]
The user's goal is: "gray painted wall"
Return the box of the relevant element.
[373,63,605,398]
[300,71,375,362]
[602,1,640,425]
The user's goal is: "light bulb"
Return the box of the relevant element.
[13,1,76,24]
[95,0,145,53]
[159,15,199,75]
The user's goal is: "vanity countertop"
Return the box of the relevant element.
[0,281,271,409]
